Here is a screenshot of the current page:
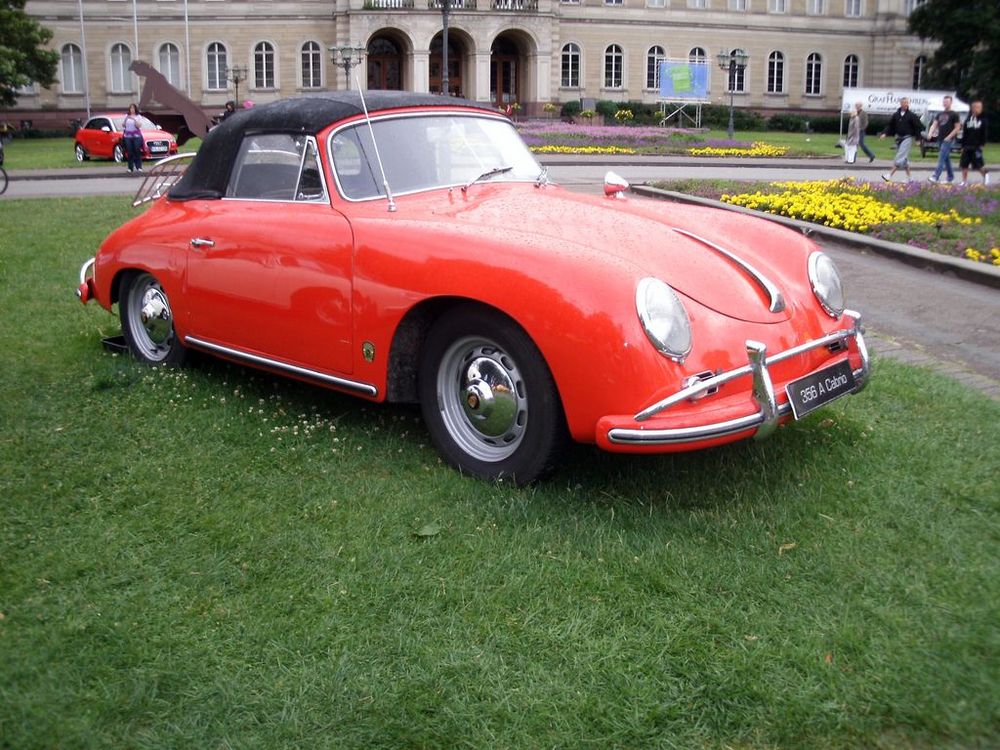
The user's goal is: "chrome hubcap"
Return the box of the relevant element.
[437,338,528,462]
[127,274,174,361]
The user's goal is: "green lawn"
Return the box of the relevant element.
[2,136,201,170]
[2,197,998,748]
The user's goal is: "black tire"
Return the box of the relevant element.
[113,143,125,163]
[119,271,187,366]
[418,305,567,485]
[0,167,7,196]
[74,143,88,162]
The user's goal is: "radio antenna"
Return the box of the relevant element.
[356,80,396,213]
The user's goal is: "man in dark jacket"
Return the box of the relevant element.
[879,97,923,182]
[959,100,990,186]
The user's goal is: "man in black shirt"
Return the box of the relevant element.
[879,97,924,182]
[928,95,961,183]
[959,100,990,186]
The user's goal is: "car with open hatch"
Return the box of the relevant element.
[75,91,870,484]
[74,112,179,164]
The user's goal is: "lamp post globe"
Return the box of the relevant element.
[329,44,366,90]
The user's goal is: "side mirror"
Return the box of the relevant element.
[101,126,111,132]
[604,171,629,199]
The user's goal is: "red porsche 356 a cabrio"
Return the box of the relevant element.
[76,91,869,483]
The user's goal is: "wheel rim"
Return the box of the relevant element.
[126,274,175,362]
[75,145,84,161]
[114,145,124,162]
[436,336,528,462]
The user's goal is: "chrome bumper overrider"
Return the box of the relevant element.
[607,309,870,446]
[76,257,96,302]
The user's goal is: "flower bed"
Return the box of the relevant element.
[653,177,999,264]
[517,122,788,157]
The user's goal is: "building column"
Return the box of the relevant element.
[411,50,429,93]
[472,51,491,104]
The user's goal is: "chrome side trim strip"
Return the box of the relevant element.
[672,227,786,313]
[184,336,378,397]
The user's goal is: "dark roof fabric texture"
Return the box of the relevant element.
[168,91,491,200]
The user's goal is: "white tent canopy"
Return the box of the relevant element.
[841,88,969,116]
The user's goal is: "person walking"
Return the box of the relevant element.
[958,100,990,186]
[927,95,961,183]
[121,103,144,174]
[844,106,861,164]
[854,101,876,163]
[879,97,923,182]
[219,101,237,122]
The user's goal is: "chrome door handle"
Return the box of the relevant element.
[190,237,215,249]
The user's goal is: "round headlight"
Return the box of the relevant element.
[808,252,845,318]
[636,277,692,362]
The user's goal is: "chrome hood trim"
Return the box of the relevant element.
[672,227,786,314]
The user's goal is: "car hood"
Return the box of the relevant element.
[422,184,812,324]
[141,129,175,141]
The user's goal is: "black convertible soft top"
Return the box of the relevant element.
[168,91,492,201]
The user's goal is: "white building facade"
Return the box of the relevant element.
[13,0,934,121]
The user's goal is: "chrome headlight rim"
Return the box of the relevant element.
[808,251,845,319]
[636,277,693,363]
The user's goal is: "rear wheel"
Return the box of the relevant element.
[113,143,125,163]
[418,306,566,485]
[119,272,187,366]
[74,143,88,162]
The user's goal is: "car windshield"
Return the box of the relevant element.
[329,113,540,200]
[113,115,158,131]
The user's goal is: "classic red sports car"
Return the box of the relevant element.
[76,92,869,483]
[74,112,178,163]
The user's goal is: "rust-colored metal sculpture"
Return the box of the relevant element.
[130,60,212,145]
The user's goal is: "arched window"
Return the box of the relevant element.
[60,43,84,94]
[843,54,859,88]
[912,55,927,89]
[646,45,665,89]
[254,41,275,89]
[727,48,746,93]
[109,43,132,93]
[688,47,707,63]
[805,52,823,95]
[158,43,181,88]
[561,43,580,88]
[767,51,785,93]
[604,44,623,89]
[301,41,322,89]
[206,42,227,90]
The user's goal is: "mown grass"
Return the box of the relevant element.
[2,196,999,748]
[1,136,201,170]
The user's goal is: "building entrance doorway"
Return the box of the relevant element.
[430,33,464,97]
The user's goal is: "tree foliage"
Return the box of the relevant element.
[0,0,60,107]
[909,0,1000,130]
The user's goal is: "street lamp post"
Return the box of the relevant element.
[716,48,749,141]
[440,0,450,95]
[227,64,247,106]
[330,44,365,90]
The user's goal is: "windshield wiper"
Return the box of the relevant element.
[462,166,512,193]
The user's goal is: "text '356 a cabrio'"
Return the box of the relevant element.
[76,91,870,484]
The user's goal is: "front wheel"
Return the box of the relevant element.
[418,306,566,485]
[113,143,125,163]
[119,272,187,366]
[74,143,88,162]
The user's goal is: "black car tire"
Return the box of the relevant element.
[113,143,125,163]
[119,271,187,366]
[74,143,88,162]
[418,305,566,485]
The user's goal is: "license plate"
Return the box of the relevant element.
[150,145,167,153]
[785,360,856,420]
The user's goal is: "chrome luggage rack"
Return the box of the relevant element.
[131,152,196,207]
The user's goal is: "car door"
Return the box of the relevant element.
[182,134,356,375]
[80,117,109,157]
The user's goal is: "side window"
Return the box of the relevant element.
[227,133,327,202]
[330,128,382,200]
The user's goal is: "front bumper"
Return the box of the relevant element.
[76,257,95,303]
[600,310,870,449]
